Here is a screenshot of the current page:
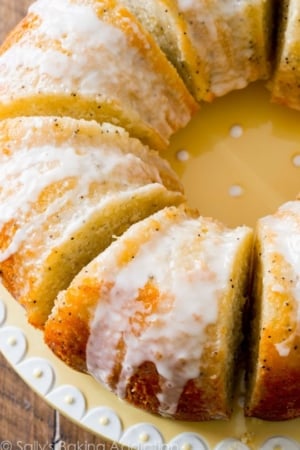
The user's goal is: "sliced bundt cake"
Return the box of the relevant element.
[246,201,300,420]
[0,0,198,150]
[269,0,300,111]
[0,116,184,329]
[176,0,274,99]
[44,206,253,421]
[119,0,210,102]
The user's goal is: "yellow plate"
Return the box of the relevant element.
[1,82,300,450]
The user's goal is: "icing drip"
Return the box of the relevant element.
[0,120,164,262]
[86,211,247,415]
[177,0,263,96]
[0,0,195,138]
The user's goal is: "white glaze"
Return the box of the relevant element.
[0,118,167,263]
[260,201,300,356]
[0,0,194,140]
[86,208,249,416]
[177,0,266,96]
[284,0,300,50]
[27,0,128,91]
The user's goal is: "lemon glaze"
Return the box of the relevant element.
[86,207,251,417]
[0,0,197,147]
[176,0,270,97]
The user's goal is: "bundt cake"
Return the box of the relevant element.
[0,116,184,329]
[2,0,300,427]
[270,0,300,111]
[0,0,198,150]
[44,206,253,421]
[245,201,300,420]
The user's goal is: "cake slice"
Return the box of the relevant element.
[269,0,300,111]
[44,206,253,421]
[119,0,210,102]
[0,116,184,329]
[177,0,274,99]
[0,0,198,150]
[246,201,300,420]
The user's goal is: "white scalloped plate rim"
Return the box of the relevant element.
[2,83,300,449]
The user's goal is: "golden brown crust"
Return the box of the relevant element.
[0,0,198,150]
[246,205,300,420]
[44,206,253,421]
[125,361,161,416]
[176,377,230,421]
[269,0,300,111]
[119,0,210,101]
[0,117,184,328]
[44,281,103,372]
[1,0,292,424]
[0,12,41,56]
[124,364,229,421]
[245,340,300,420]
